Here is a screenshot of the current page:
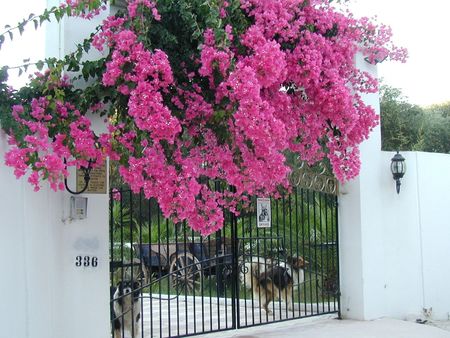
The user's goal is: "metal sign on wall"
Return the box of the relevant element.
[76,162,107,194]
[256,197,271,228]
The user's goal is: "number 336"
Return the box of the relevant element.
[75,255,98,267]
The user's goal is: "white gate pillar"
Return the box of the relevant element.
[338,55,387,320]
[47,2,111,337]
[0,3,111,338]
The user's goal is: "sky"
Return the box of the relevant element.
[0,0,449,107]
[350,0,450,106]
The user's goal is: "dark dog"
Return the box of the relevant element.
[112,280,141,338]
[253,265,294,313]
[241,256,308,313]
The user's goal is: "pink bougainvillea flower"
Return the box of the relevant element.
[3,0,407,235]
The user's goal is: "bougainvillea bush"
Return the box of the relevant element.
[0,0,406,235]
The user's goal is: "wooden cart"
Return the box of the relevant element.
[133,238,234,292]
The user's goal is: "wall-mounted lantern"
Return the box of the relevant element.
[390,151,406,194]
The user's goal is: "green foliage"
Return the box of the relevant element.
[380,84,450,154]
[420,110,450,154]
[1,5,82,51]
[380,84,424,151]
[428,101,450,118]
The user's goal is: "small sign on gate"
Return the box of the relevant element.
[256,198,271,228]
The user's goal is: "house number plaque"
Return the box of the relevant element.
[76,162,107,194]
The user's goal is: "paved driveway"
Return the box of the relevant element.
[202,317,450,338]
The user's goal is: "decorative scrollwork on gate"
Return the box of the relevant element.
[289,160,339,195]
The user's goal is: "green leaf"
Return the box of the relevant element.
[75,50,83,62]
[82,65,90,81]
[0,66,8,82]
[18,21,25,35]
[54,10,62,22]
[36,60,44,71]
[83,40,91,53]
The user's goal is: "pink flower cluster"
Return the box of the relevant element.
[60,0,106,20]
[97,14,180,143]
[4,0,407,235]
[5,74,105,192]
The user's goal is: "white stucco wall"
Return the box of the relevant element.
[0,3,111,338]
[0,131,110,338]
[339,55,450,321]
[377,151,450,321]
[412,152,450,320]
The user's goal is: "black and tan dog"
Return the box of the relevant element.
[111,280,142,338]
[242,256,308,313]
[254,265,294,313]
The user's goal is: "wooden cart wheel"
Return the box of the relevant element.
[169,252,202,293]
[123,258,145,282]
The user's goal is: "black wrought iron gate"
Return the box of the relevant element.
[109,167,340,338]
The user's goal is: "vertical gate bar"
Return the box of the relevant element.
[200,182,210,332]
[255,200,262,324]
[166,218,171,338]
[325,194,331,312]
[177,223,182,336]
[272,198,278,318]
[222,224,228,329]
[215,229,221,330]
[129,190,135,338]
[335,195,341,318]
[313,191,319,314]
[294,187,301,316]
[109,190,114,337]
[183,221,188,336]
[288,193,294,317]
[300,188,312,316]
[120,188,125,338]
[231,198,238,331]
[280,195,284,318]
[217,186,223,330]
[207,228,212,332]
[139,192,144,338]
[148,198,154,338]
[248,200,255,326]
[319,193,325,314]
[241,206,247,327]
[300,188,307,316]
[283,194,289,318]
[200,233,205,333]
[306,189,313,315]
[191,227,197,334]
[330,196,336,313]
[157,206,162,338]
[175,222,180,337]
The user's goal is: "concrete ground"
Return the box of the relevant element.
[140,292,450,338]
[202,316,450,338]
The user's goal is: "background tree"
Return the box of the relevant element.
[380,84,450,153]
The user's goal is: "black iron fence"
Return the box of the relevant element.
[110,184,339,338]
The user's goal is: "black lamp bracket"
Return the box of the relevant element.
[64,158,94,195]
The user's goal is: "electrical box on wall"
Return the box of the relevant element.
[70,196,88,219]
